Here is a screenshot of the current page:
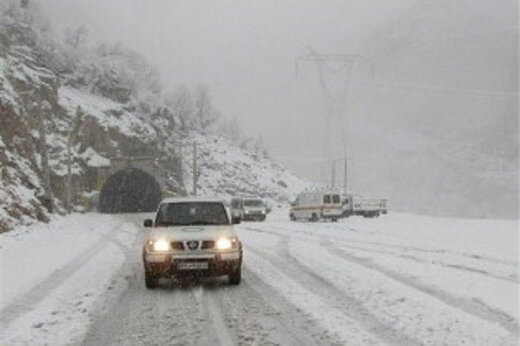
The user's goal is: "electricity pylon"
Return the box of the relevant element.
[295,47,371,192]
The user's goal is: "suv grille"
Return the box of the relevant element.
[171,241,185,250]
[201,240,215,249]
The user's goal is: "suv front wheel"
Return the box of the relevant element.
[145,269,159,289]
[229,267,241,285]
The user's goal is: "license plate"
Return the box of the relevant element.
[177,261,208,270]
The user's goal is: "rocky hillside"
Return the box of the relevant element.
[0,3,311,232]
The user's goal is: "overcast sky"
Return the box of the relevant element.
[39,0,417,182]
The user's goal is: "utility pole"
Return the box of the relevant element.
[67,133,71,213]
[178,142,184,191]
[331,160,336,188]
[331,156,349,193]
[37,98,53,213]
[343,156,348,194]
[192,142,197,196]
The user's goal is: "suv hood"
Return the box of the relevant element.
[148,225,236,242]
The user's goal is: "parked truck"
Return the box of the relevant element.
[341,194,387,218]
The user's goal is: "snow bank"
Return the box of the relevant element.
[0,213,139,345]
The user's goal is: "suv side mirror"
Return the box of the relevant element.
[143,219,153,228]
[232,217,241,225]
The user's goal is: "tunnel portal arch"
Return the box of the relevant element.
[99,168,162,213]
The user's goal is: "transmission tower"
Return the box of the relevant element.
[295,47,371,192]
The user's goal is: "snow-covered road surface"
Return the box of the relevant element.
[1,210,518,345]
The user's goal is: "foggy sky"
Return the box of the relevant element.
[39,0,416,183]
[37,0,519,219]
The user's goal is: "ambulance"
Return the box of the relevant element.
[289,191,342,222]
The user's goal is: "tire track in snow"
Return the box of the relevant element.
[81,226,147,346]
[285,238,518,344]
[0,221,127,329]
[315,222,517,267]
[267,223,517,267]
[245,242,419,346]
[333,242,517,284]
[325,243,519,336]
[83,253,216,345]
[244,224,518,283]
[217,268,342,345]
[243,225,518,343]
[246,225,519,336]
[196,286,237,346]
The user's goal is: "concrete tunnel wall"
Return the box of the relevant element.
[99,168,162,213]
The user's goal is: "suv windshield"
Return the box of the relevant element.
[243,199,264,207]
[155,202,229,226]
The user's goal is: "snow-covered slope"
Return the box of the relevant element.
[181,133,312,202]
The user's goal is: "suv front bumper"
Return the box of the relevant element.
[143,250,242,277]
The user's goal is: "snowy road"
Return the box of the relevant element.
[1,211,518,345]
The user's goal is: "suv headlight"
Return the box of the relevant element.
[216,237,239,250]
[152,239,170,252]
[216,238,232,250]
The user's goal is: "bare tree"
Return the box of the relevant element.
[64,25,88,50]
[252,135,266,158]
[217,116,244,145]
[165,85,194,132]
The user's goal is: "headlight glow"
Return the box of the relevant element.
[153,239,170,252]
[261,210,266,214]
[216,238,232,250]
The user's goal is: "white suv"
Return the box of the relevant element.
[231,197,267,221]
[142,198,242,288]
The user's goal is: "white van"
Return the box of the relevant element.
[289,191,342,222]
[231,197,267,221]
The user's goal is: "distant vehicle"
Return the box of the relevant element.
[341,194,387,218]
[289,191,342,222]
[231,197,268,221]
[142,197,242,288]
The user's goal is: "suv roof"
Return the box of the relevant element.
[160,197,226,204]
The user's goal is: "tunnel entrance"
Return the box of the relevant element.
[99,168,162,213]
